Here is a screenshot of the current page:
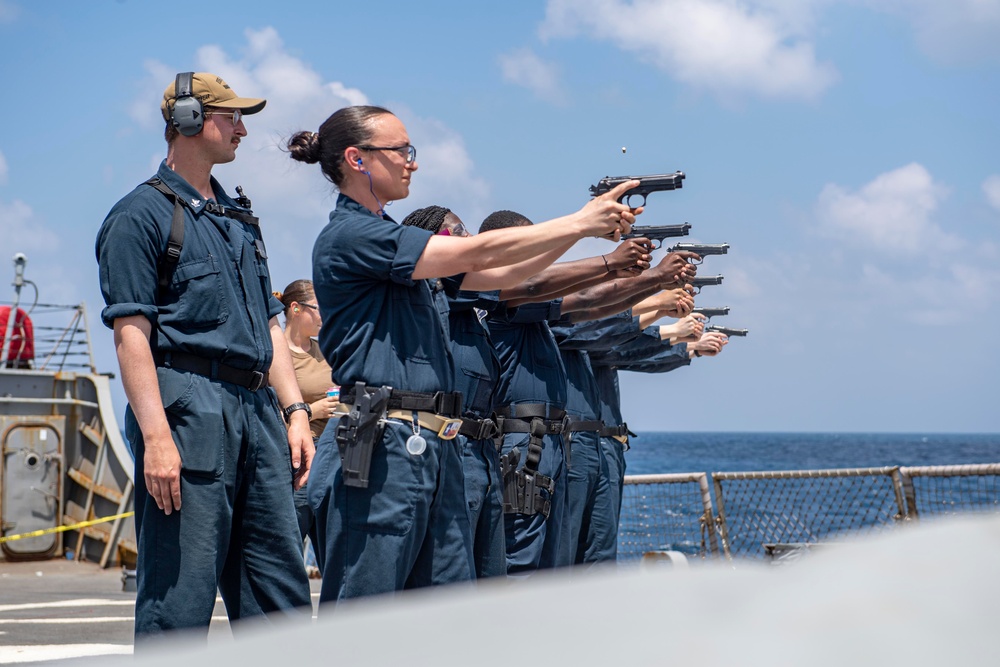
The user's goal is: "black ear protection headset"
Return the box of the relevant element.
[170,72,204,137]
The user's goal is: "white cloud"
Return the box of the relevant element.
[0,198,59,255]
[539,0,838,102]
[498,48,569,105]
[0,0,19,23]
[395,110,492,228]
[129,27,491,284]
[870,0,1000,65]
[0,150,7,185]
[816,163,961,256]
[983,174,1000,213]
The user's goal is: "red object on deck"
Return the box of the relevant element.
[0,305,34,364]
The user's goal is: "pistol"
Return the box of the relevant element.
[667,242,729,264]
[707,325,748,337]
[622,223,691,249]
[590,171,686,208]
[689,275,723,294]
[692,307,730,320]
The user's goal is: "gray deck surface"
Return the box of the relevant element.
[0,559,322,663]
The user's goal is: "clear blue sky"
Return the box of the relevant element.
[1,0,998,432]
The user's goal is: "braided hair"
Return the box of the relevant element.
[401,205,452,233]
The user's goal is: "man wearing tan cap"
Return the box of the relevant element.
[96,72,313,642]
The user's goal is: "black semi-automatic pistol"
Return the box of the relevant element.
[590,171,686,208]
[622,223,691,249]
[707,325,748,337]
[692,307,730,320]
[667,242,729,264]
[689,275,723,294]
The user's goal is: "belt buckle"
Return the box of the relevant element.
[248,371,266,391]
[437,418,463,440]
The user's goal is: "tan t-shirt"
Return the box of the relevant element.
[290,338,334,440]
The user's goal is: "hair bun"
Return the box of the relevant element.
[287,131,321,164]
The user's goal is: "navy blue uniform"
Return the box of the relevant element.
[550,313,641,565]
[590,329,690,545]
[308,194,474,601]
[487,300,569,573]
[96,161,311,638]
[591,363,629,530]
[448,289,506,578]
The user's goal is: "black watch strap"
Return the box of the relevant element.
[283,402,312,423]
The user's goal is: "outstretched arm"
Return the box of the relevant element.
[459,240,575,291]
[687,330,729,358]
[635,288,697,325]
[501,239,652,306]
[414,181,639,282]
[560,252,699,322]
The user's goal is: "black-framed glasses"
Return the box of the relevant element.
[205,109,243,127]
[299,302,319,311]
[358,144,417,164]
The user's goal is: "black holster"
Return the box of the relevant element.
[500,417,555,519]
[335,382,392,488]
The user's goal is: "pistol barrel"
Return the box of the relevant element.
[669,242,729,255]
[707,325,748,337]
[622,223,691,241]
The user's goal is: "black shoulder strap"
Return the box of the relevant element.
[144,177,262,289]
[145,178,186,291]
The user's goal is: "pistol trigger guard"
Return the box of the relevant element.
[624,193,647,209]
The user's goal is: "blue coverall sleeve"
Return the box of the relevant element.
[96,197,164,329]
[550,311,641,352]
[588,325,667,366]
[321,213,433,288]
[616,343,691,373]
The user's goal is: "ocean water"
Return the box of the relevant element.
[623,432,1000,475]
[617,432,1000,560]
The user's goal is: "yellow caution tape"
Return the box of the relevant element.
[0,511,134,544]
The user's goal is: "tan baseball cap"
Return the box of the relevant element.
[161,72,266,121]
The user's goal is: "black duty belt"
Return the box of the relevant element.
[341,386,463,419]
[494,404,568,436]
[460,416,499,441]
[600,424,635,438]
[565,418,604,433]
[153,351,269,391]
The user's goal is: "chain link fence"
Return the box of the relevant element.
[618,463,1000,562]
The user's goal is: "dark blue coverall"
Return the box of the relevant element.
[447,289,506,578]
[96,161,312,638]
[550,312,642,565]
[487,300,569,573]
[590,330,690,543]
[308,194,474,601]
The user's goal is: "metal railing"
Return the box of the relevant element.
[618,463,1000,561]
[1,301,97,373]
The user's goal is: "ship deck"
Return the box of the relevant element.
[0,560,322,663]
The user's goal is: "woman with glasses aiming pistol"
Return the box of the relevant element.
[288,105,640,602]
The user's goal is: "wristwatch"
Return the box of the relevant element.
[282,402,312,423]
